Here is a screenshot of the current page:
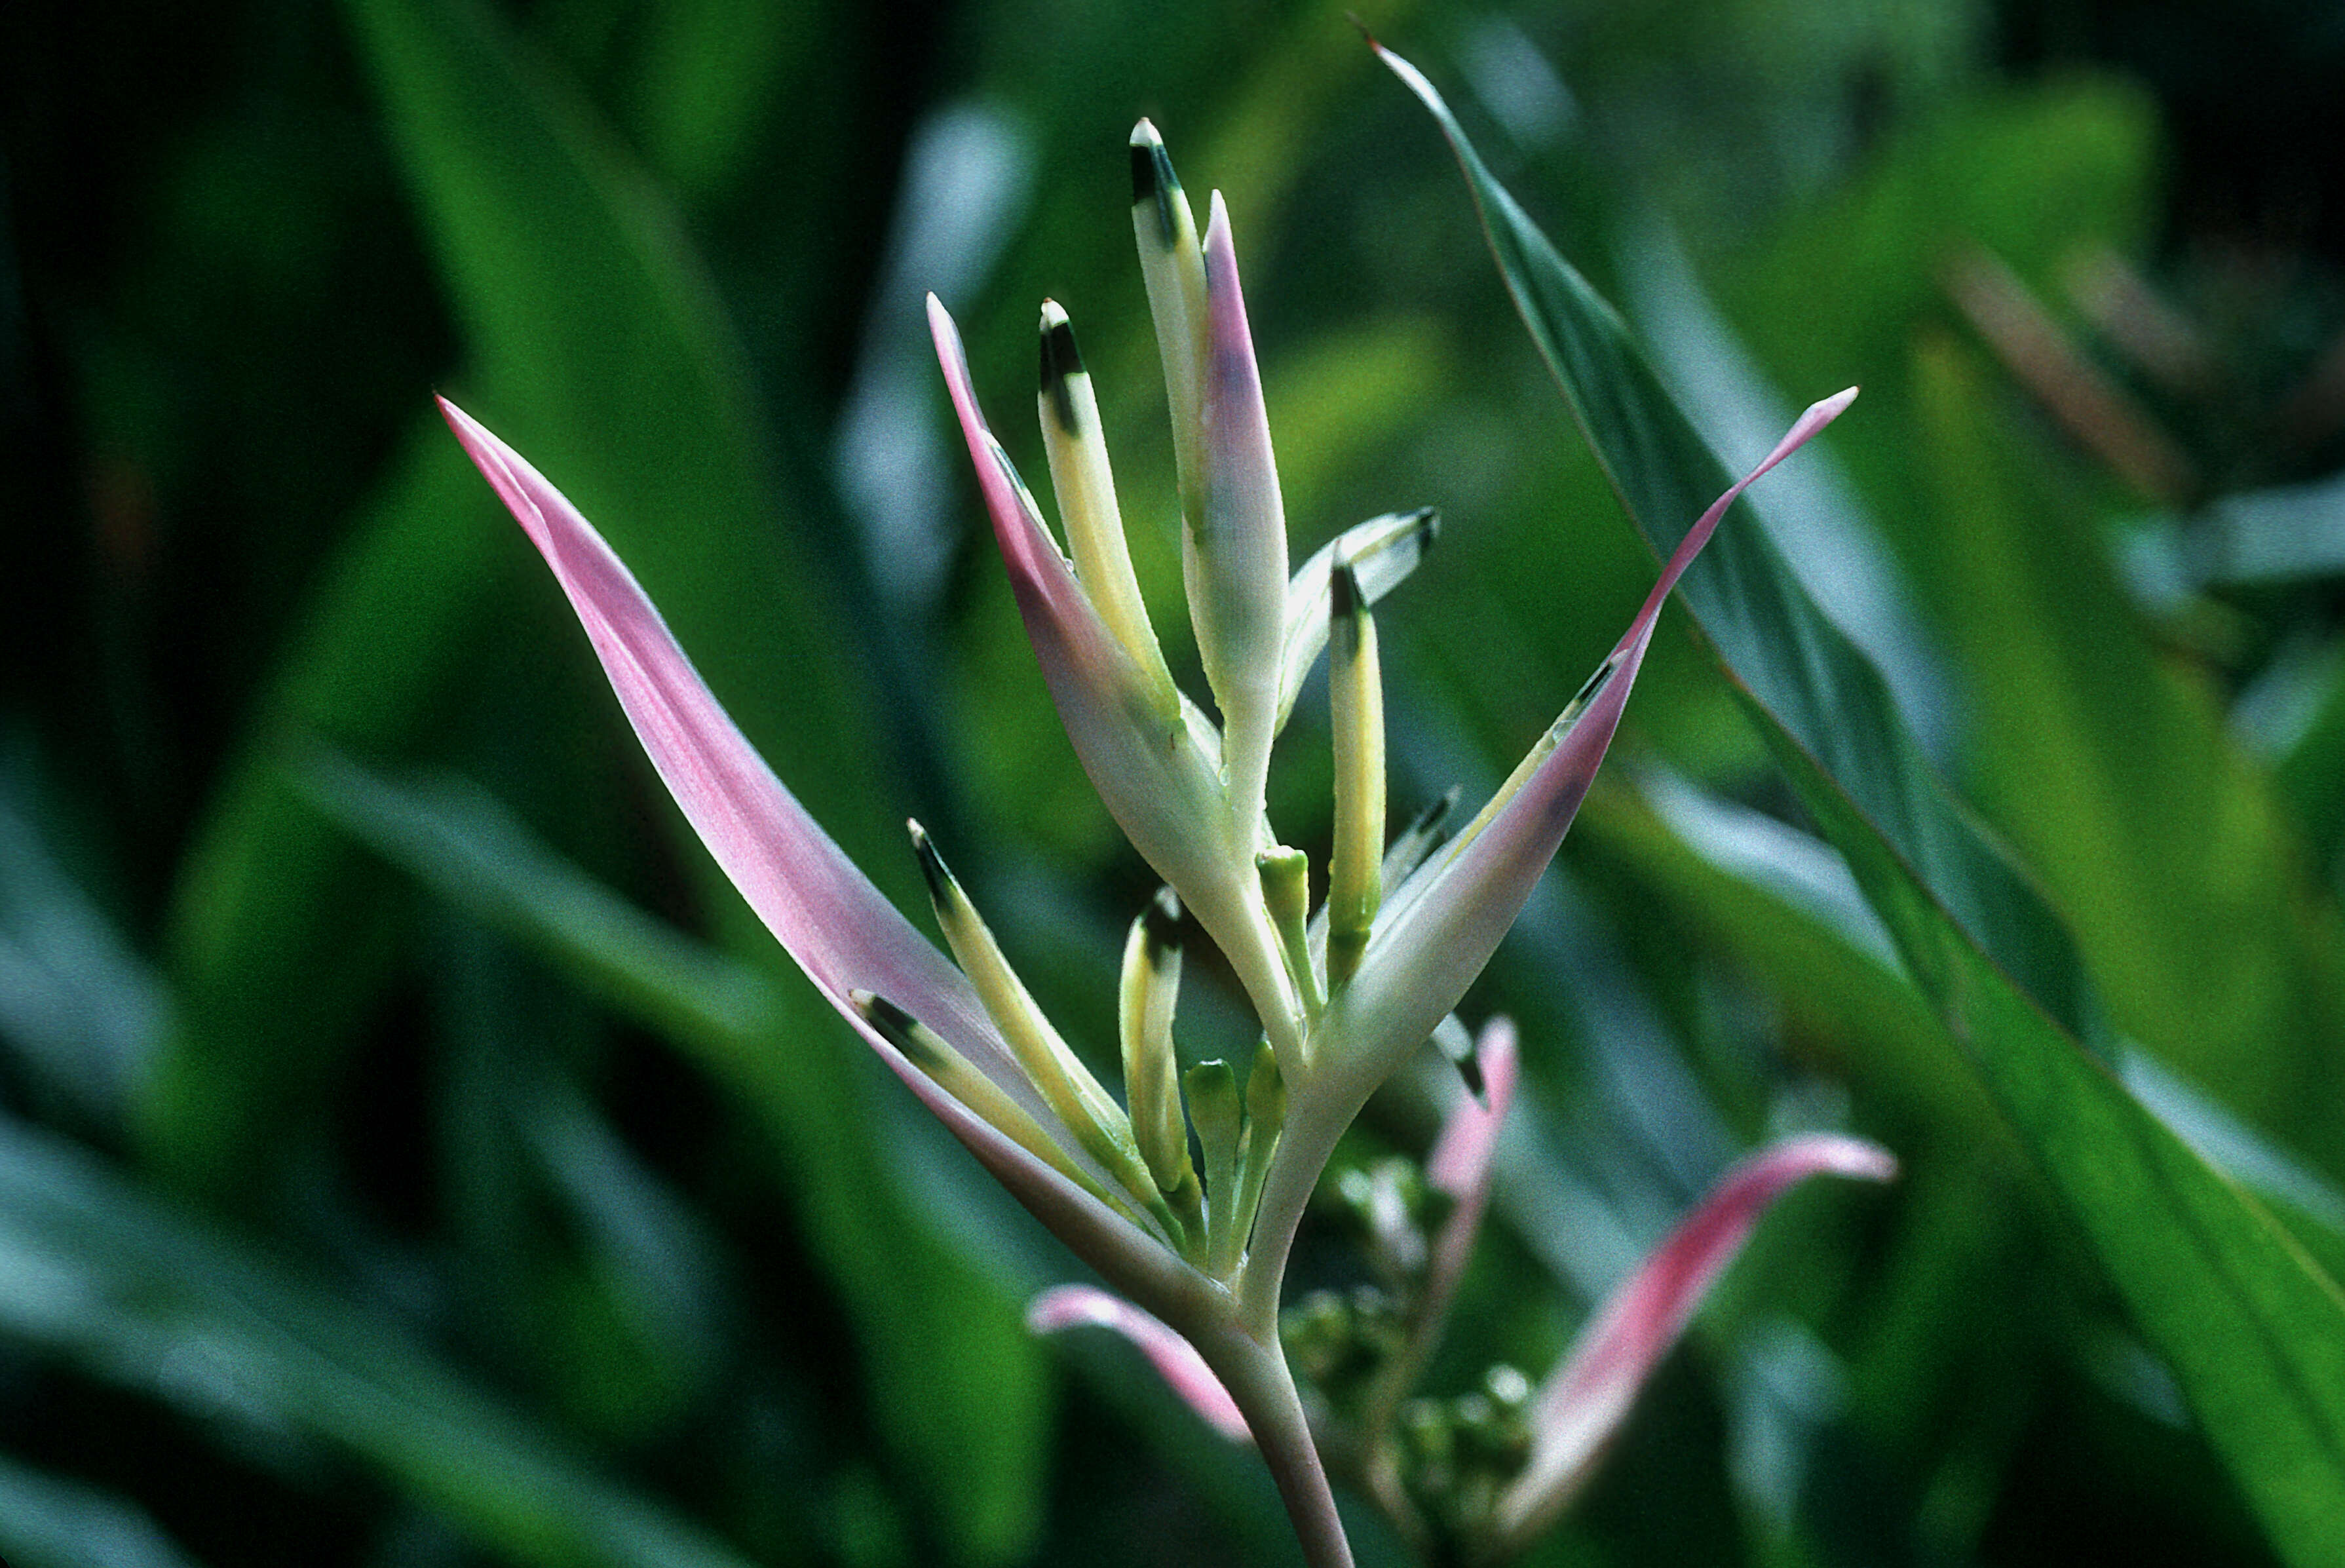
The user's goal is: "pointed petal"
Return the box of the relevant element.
[438,397,1184,1299]
[1130,119,1212,516]
[1120,889,1199,1201]
[1029,1284,1251,1443]
[1322,391,1856,1096]
[1277,507,1439,733]
[1195,192,1289,833]
[910,823,1142,1174]
[1037,301,1179,710]
[929,299,1303,1056]
[1325,554,1385,988]
[928,298,1229,877]
[1496,1134,1896,1544]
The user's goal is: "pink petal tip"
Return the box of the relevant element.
[1498,1132,1893,1542]
[1028,1285,1251,1444]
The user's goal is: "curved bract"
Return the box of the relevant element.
[448,117,1877,1568]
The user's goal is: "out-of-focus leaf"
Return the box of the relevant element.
[0,1452,208,1568]
[1576,776,2000,1150]
[153,427,498,1181]
[0,1114,768,1568]
[525,1078,731,1426]
[615,0,812,199]
[0,756,168,1131]
[1618,219,1956,763]
[1591,772,2345,1289]
[1912,337,2345,1160]
[1723,77,2158,437]
[2201,471,2345,585]
[1379,48,2095,1044]
[303,749,1045,1559]
[146,0,1054,1549]
[1390,50,2345,1566]
[2275,648,2345,874]
[305,754,782,1052]
[2117,1050,2345,1290]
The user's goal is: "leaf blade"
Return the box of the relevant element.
[1386,45,2345,1567]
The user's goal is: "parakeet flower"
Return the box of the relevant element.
[442,119,1875,1568]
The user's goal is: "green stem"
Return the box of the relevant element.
[1196,1323,1354,1568]
[1237,1078,1352,1337]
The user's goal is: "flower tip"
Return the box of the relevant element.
[1808,1132,1897,1183]
[848,990,950,1079]
[1808,384,1859,429]
[1130,123,1181,228]
[1140,885,1183,949]
[905,817,951,899]
[1204,187,1231,251]
[1038,301,1084,409]
[1329,551,1362,619]
[434,394,495,455]
[1780,385,1859,452]
[927,296,985,425]
[1749,1131,1897,1189]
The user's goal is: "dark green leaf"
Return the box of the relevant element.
[1388,48,2345,1567]
[1379,47,2095,1044]
[1911,337,2345,1164]
[0,1115,767,1568]
[0,1452,209,1568]
[146,0,1052,1547]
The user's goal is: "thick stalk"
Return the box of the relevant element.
[1238,1077,1354,1336]
[1196,1323,1354,1568]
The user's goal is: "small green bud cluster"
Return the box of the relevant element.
[1277,1149,1547,1561]
[1285,1283,1411,1411]
[1392,1366,1537,1557]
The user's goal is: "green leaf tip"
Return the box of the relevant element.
[1331,554,1362,621]
[1038,300,1084,433]
[1129,119,1183,249]
[906,818,953,909]
[850,989,937,1069]
[1140,885,1183,951]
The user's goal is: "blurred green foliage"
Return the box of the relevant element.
[7,0,2345,1563]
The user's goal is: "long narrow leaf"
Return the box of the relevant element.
[1386,46,2345,1567]
[1912,334,2345,1161]
[160,0,1051,1548]
[0,1115,763,1568]
[1378,45,2092,1041]
[0,1452,208,1568]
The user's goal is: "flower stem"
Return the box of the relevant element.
[1238,1078,1353,1337]
[1196,1324,1354,1568]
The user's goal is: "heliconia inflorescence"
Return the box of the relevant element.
[442,104,1888,1568]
